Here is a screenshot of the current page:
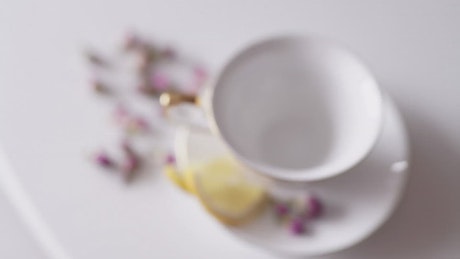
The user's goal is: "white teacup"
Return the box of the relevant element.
[161,35,383,183]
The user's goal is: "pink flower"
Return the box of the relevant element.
[307,195,323,219]
[193,65,208,83]
[274,202,290,217]
[94,151,115,169]
[132,117,150,133]
[161,47,176,60]
[151,72,170,91]
[165,154,176,165]
[183,65,208,94]
[123,31,143,51]
[289,217,306,235]
[113,104,130,125]
[121,140,141,183]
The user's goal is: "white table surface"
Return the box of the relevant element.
[1,0,460,258]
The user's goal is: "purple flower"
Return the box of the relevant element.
[121,140,141,182]
[95,151,115,169]
[193,66,207,82]
[160,47,176,60]
[165,154,176,165]
[290,217,306,235]
[124,116,150,134]
[136,51,153,74]
[121,140,136,156]
[183,66,208,94]
[150,72,170,91]
[113,104,130,125]
[307,195,323,219]
[133,117,150,132]
[121,155,139,183]
[274,202,290,217]
[123,31,143,51]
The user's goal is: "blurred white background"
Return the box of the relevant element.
[1,0,459,258]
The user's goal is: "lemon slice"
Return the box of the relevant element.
[164,165,187,191]
[164,165,196,194]
[192,157,267,225]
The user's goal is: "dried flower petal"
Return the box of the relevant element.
[91,79,109,94]
[121,155,139,182]
[151,72,170,91]
[143,44,157,59]
[125,120,137,134]
[94,151,115,169]
[126,116,150,134]
[121,140,141,183]
[135,51,153,75]
[134,117,150,131]
[183,65,208,94]
[85,49,109,67]
[115,104,129,116]
[123,31,143,51]
[113,104,130,125]
[121,140,136,156]
[165,154,176,165]
[307,195,323,219]
[160,47,176,60]
[274,202,290,217]
[193,65,208,83]
[137,82,157,96]
[289,217,306,235]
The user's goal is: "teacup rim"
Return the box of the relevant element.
[204,33,384,182]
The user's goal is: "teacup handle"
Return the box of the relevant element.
[159,91,210,133]
[159,91,198,107]
[160,92,286,193]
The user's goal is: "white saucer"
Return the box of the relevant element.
[174,94,409,256]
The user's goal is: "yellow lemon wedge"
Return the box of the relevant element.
[164,165,187,191]
[164,165,197,194]
[182,167,197,195]
[192,157,267,225]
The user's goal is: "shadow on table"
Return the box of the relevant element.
[304,97,460,259]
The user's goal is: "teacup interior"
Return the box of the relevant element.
[212,37,381,180]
